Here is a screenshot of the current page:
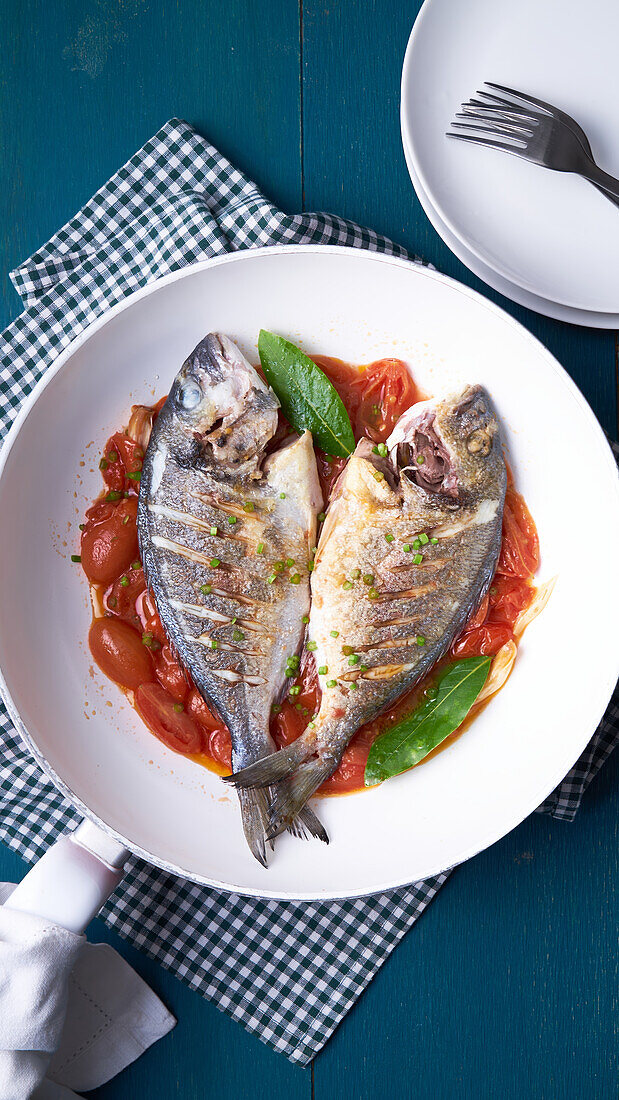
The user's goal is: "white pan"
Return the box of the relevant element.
[0,246,617,931]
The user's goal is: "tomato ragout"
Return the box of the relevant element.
[79,357,539,793]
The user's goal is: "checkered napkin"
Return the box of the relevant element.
[0,120,617,1065]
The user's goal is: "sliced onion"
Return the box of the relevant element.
[514,576,557,638]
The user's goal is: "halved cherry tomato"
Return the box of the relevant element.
[135,683,202,754]
[101,431,144,495]
[154,645,190,703]
[136,589,168,647]
[81,497,139,584]
[104,565,146,624]
[489,574,533,628]
[451,622,513,658]
[314,355,419,444]
[89,617,153,690]
[206,727,233,769]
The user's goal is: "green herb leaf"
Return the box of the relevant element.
[258,330,355,458]
[364,656,491,785]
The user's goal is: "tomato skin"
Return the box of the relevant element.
[451,622,513,658]
[135,683,202,754]
[81,497,139,584]
[89,617,154,690]
[104,566,146,624]
[154,645,190,703]
[498,487,540,579]
[314,356,419,443]
[101,431,144,495]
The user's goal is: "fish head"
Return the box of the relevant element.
[388,385,504,506]
[163,333,280,471]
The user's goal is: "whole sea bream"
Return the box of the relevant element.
[137,333,325,864]
[228,385,507,836]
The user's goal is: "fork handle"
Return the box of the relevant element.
[581,162,619,204]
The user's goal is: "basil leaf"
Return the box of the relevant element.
[258,330,355,458]
[364,656,491,785]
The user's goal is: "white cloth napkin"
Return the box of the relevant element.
[0,884,175,1100]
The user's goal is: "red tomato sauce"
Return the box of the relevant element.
[80,357,539,793]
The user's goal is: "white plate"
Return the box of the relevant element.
[401,0,619,313]
[401,128,619,328]
[0,246,617,899]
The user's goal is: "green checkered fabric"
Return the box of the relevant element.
[0,120,616,1064]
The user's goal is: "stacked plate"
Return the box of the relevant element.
[401,0,619,327]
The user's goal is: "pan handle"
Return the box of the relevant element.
[3,820,129,934]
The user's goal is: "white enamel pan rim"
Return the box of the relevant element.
[0,244,617,901]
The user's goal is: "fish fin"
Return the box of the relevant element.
[237,787,272,867]
[266,760,334,841]
[286,804,329,845]
[225,739,310,790]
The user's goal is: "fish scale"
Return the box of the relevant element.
[138,332,325,864]
[227,385,507,839]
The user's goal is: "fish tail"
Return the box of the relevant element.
[236,786,272,868]
[225,739,310,790]
[287,804,329,845]
[266,760,333,841]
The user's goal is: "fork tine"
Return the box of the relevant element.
[455,112,534,138]
[445,131,529,156]
[452,119,532,140]
[472,92,540,122]
[484,82,555,116]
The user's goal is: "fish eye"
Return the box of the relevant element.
[466,427,492,456]
[177,380,202,411]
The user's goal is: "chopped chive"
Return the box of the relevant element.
[78,523,85,530]
[359,664,368,672]
[286,557,295,568]
[318,665,328,675]
[200,583,212,595]
[99,458,108,471]
[131,560,141,570]
[307,560,314,572]
[308,720,316,729]
[416,455,425,465]
[377,442,388,457]
[126,471,141,481]
[287,655,300,668]
[285,668,295,678]
[209,639,218,650]
[362,573,374,585]
[412,553,423,565]
[106,490,122,502]
[289,685,301,696]
[351,568,361,580]
[368,587,379,600]
[342,645,354,656]
[120,575,129,587]
[373,471,384,482]
[209,557,221,568]
[318,512,326,522]
[243,502,254,513]
[295,703,303,711]
[403,543,411,553]
[209,526,218,536]
[122,515,130,525]
[267,573,277,584]
[416,635,426,646]
[232,628,244,641]
[302,614,310,624]
[274,560,285,573]
[348,654,360,666]
[384,532,394,543]
[372,445,380,455]
[307,640,317,652]
[419,533,429,546]
[413,538,421,550]
[348,681,358,690]
[70,554,81,563]
[326,679,337,688]
[142,632,153,645]
[290,573,301,585]
[173,703,184,713]
[279,492,286,499]
[342,580,353,590]
[271,704,281,715]
[228,516,237,525]
[490,586,497,596]
[108,450,118,462]
[231,617,237,624]
[108,596,117,608]
[256,542,265,554]
[330,629,339,638]
[372,404,380,415]
[430,537,439,545]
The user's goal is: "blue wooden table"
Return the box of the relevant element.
[1,2,617,1097]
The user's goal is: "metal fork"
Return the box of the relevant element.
[447,82,619,207]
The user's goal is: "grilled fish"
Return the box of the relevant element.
[227,384,507,836]
[137,333,326,864]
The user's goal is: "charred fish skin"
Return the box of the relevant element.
[227,385,507,836]
[137,333,324,863]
